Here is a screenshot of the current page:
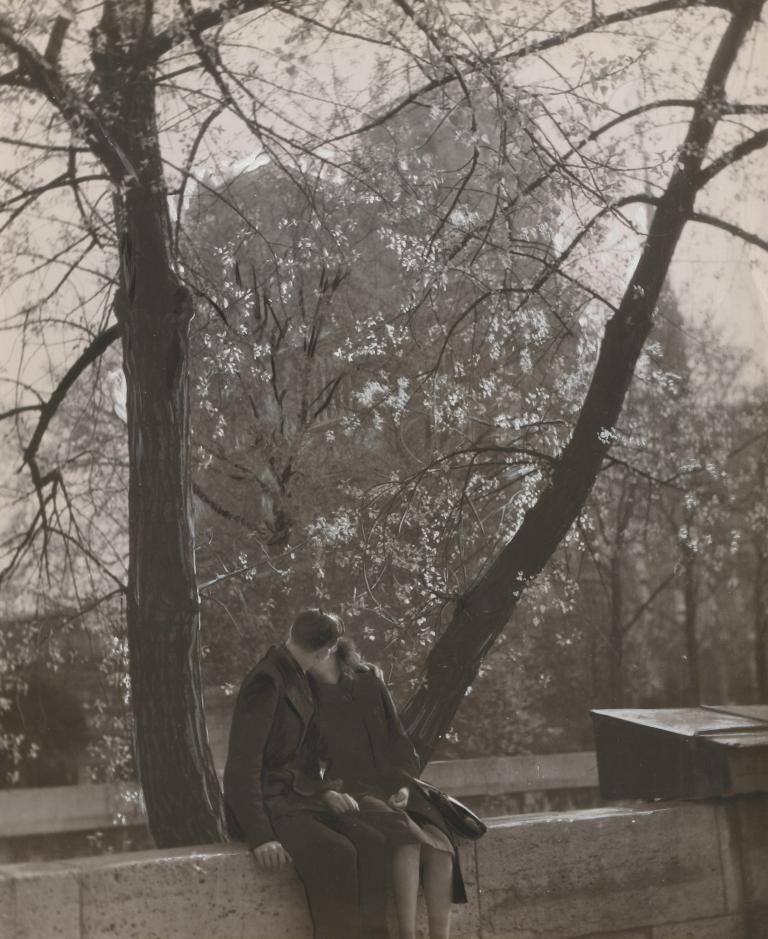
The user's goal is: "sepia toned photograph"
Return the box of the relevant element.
[0,1,767,937]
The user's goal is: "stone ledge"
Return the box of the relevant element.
[1,800,766,938]
[478,804,728,937]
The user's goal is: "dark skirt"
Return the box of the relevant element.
[350,789,467,904]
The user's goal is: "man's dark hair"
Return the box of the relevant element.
[290,608,344,651]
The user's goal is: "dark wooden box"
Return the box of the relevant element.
[590,706,768,801]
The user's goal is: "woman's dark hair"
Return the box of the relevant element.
[290,608,344,651]
[335,636,367,679]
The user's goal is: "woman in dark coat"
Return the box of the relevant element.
[308,638,464,939]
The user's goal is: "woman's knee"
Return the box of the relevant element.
[422,845,452,867]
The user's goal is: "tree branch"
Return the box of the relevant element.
[23,324,121,469]
[193,481,253,528]
[727,101,768,114]
[43,15,70,64]
[0,173,109,212]
[615,193,768,252]
[401,0,764,758]
[329,0,729,143]
[0,19,136,179]
[0,403,43,422]
[696,128,768,189]
[622,570,678,636]
[173,102,226,253]
[149,0,277,60]
[520,98,698,201]
[689,210,768,252]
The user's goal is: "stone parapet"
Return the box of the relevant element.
[1,799,766,938]
[0,753,598,841]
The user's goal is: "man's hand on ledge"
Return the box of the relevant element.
[252,840,292,870]
[322,790,359,814]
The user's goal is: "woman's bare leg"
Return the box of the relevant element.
[392,843,421,939]
[422,846,453,939]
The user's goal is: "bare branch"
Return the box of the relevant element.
[278,7,399,50]
[0,172,108,216]
[689,209,768,252]
[174,103,226,253]
[621,570,678,635]
[329,0,729,143]
[0,67,29,88]
[193,482,253,528]
[198,564,254,592]
[150,0,277,60]
[0,403,43,422]
[43,15,70,64]
[23,324,121,469]
[310,373,345,420]
[727,101,768,114]
[51,587,126,630]
[602,454,686,489]
[696,128,768,188]
[520,98,698,201]
[0,19,136,179]
[0,135,87,153]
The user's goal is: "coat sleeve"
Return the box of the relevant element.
[223,673,279,849]
[376,673,421,787]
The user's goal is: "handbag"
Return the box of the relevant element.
[412,778,487,840]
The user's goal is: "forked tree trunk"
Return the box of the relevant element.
[95,4,225,845]
[402,0,764,760]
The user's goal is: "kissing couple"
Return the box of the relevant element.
[224,607,479,939]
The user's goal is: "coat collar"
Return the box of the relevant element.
[270,644,315,728]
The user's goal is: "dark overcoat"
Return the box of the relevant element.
[309,665,468,903]
[223,644,324,848]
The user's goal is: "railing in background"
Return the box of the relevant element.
[423,751,597,796]
[0,781,143,838]
[0,752,597,839]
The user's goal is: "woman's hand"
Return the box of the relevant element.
[322,789,360,814]
[388,786,409,809]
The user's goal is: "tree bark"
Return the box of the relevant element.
[402,0,765,760]
[94,2,225,845]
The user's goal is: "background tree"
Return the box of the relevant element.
[1,0,767,846]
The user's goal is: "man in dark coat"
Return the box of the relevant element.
[223,608,390,939]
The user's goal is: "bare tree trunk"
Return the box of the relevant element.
[402,1,764,759]
[95,3,225,846]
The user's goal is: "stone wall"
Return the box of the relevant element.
[0,753,601,863]
[1,799,767,939]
